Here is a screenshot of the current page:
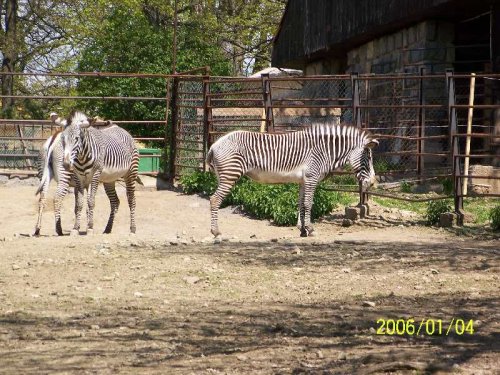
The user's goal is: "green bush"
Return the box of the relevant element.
[179,171,346,226]
[441,178,454,196]
[425,200,452,226]
[489,205,500,231]
[400,181,412,193]
[179,170,218,196]
[328,173,357,186]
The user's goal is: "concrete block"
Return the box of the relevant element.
[345,205,369,221]
[439,212,457,228]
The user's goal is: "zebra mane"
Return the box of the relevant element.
[308,121,374,141]
[67,110,90,128]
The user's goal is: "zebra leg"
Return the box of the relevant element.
[210,175,241,237]
[125,176,137,234]
[103,182,120,234]
[72,183,85,236]
[300,176,319,237]
[296,183,305,231]
[86,174,101,235]
[34,188,48,236]
[53,179,70,236]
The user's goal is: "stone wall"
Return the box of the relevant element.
[304,20,456,75]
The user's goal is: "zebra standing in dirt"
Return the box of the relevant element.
[52,111,139,235]
[207,122,379,237]
[34,126,78,236]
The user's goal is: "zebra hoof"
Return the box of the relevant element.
[70,229,79,236]
[34,228,40,237]
[300,229,308,237]
[211,228,222,237]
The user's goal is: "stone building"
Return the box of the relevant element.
[272,0,500,180]
[272,0,499,75]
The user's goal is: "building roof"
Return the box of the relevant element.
[272,0,498,68]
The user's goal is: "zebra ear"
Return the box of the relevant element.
[366,139,379,149]
[80,119,91,128]
[49,112,67,127]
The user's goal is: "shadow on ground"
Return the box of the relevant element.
[0,240,498,374]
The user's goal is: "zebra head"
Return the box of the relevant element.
[349,137,379,191]
[55,111,91,171]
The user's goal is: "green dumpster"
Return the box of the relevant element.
[138,148,161,173]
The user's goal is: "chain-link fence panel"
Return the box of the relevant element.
[0,120,59,170]
[358,75,451,186]
[174,78,205,177]
[270,77,352,131]
[207,77,264,146]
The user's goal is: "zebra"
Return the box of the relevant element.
[34,129,77,236]
[206,122,379,237]
[51,110,139,235]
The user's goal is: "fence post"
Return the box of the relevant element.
[351,72,361,128]
[261,73,274,132]
[417,67,425,181]
[163,77,172,180]
[446,70,464,225]
[351,72,366,205]
[202,75,212,171]
[168,76,179,182]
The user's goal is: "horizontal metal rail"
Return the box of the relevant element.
[0,94,165,101]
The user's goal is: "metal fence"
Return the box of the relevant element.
[2,70,499,222]
[0,70,194,175]
[169,71,499,222]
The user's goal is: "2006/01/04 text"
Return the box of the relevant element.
[376,318,475,336]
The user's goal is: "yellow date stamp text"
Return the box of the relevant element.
[375,318,475,336]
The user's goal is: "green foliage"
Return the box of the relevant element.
[75,3,232,140]
[440,178,453,196]
[425,200,452,226]
[328,173,357,186]
[179,170,218,196]
[489,205,500,231]
[179,171,347,226]
[373,159,401,174]
[400,181,412,193]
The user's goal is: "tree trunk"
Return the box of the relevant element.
[1,0,18,117]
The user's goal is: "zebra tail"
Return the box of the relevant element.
[135,175,144,186]
[35,136,56,196]
[206,147,214,172]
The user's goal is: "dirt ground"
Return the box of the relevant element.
[0,177,498,374]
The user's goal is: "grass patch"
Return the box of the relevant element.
[464,198,500,225]
[372,196,427,215]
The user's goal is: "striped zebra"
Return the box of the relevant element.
[51,111,139,235]
[34,129,77,236]
[207,123,379,237]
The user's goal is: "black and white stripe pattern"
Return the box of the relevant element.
[53,110,139,235]
[207,122,378,237]
[34,131,77,236]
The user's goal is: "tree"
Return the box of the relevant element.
[141,0,286,76]
[1,0,83,117]
[1,0,18,116]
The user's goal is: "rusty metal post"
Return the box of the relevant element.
[162,77,172,179]
[446,70,464,225]
[202,75,211,171]
[168,76,180,181]
[417,67,425,181]
[351,72,361,128]
[261,73,274,132]
[351,72,366,205]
